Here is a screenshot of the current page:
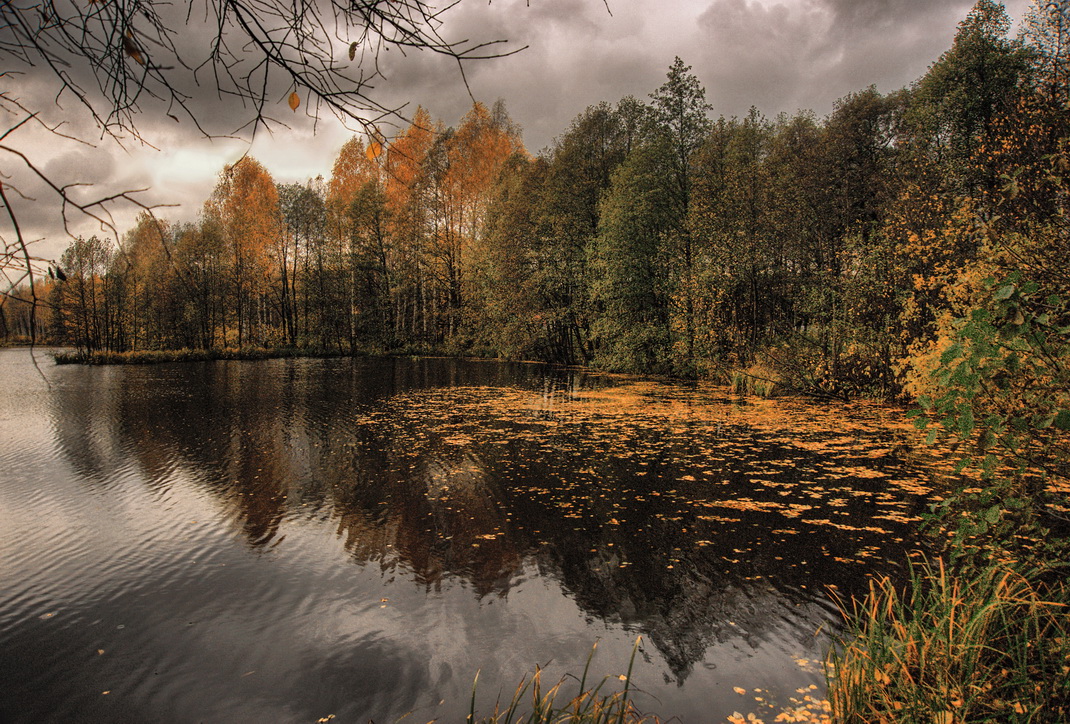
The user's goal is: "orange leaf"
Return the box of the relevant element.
[122,34,145,65]
[288,91,300,112]
[366,141,382,161]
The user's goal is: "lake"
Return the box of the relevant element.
[0,349,936,722]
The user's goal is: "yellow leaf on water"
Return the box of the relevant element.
[734,686,747,695]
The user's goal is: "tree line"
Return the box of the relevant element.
[4,0,1066,400]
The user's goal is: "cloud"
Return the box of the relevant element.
[2,0,1038,258]
[691,0,964,118]
[691,0,1035,120]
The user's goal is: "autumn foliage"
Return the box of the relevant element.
[12,1,1064,414]
[3,2,1067,720]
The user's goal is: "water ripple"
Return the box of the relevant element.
[0,352,934,723]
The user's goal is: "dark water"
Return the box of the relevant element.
[0,349,936,722]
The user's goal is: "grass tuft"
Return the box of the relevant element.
[729,363,780,398]
[827,557,1070,722]
[469,638,658,724]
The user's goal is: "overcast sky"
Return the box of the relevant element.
[5,0,1035,264]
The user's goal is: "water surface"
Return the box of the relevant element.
[0,349,935,722]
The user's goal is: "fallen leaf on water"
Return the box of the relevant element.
[734,687,747,695]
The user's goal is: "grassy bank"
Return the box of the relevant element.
[827,558,1070,722]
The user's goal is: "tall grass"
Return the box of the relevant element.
[827,558,1070,723]
[468,638,658,724]
[729,363,780,398]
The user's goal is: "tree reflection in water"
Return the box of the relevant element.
[44,356,937,714]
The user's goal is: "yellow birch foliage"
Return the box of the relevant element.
[327,135,380,241]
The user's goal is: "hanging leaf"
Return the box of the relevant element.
[366,141,382,161]
[348,42,357,61]
[288,91,300,112]
[122,33,145,65]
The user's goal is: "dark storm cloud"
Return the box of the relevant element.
[366,0,1031,148]
[366,0,667,151]
[693,0,978,118]
[5,0,1035,259]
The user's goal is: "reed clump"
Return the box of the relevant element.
[729,363,781,398]
[827,558,1070,723]
[469,638,658,724]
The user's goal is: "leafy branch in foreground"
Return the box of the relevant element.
[902,147,1070,563]
[910,261,1070,567]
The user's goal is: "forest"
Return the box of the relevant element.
[2,0,1069,719]
[0,1,1062,404]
